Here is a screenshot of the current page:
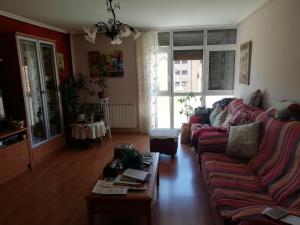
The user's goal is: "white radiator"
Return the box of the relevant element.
[108,102,137,128]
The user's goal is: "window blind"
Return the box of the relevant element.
[158,32,170,46]
[208,51,235,90]
[207,29,236,45]
[173,50,203,60]
[173,31,204,46]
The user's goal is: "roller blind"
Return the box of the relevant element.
[173,31,204,46]
[208,50,235,90]
[158,32,170,46]
[173,50,203,60]
[207,29,237,45]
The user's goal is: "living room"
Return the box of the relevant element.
[0,0,300,225]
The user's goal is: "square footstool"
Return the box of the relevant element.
[150,129,180,157]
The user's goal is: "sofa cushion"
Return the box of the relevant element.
[213,110,228,127]
[201,158,253,181]
[243,89,262,107]
[190,123,211,148]
[197,131,229,154]
[212,98,236,109]
[226,122,261,159]
[212,188,276,216]
[222,112,233,128]
[230,104,261,126]
[266,100,300,120]
[189,114,203,124]
[209,104,223,125]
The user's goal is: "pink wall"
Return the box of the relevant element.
[71,34,138,103]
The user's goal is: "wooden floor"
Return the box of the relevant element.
[0,134,214,225]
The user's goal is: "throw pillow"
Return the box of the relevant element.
[266,100,300,120]
[244,89,262,107]
[194,107,212,124]
[213,110,228,127]
[212,98,236,109]
[226,122,261,159]
[209,104,223,125]
[222,113,233,128]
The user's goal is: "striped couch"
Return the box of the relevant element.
[190,99,261,154]
[200,110,300,225]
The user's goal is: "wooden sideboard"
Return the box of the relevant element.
[0,128,30,184]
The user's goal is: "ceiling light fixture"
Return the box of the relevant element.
[84,0,141,45]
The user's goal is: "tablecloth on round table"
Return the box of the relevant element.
[70,121,106,139]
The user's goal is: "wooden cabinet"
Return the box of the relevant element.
[0,33,65,182]
[0,128,30,184]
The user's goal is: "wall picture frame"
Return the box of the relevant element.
[57,53,64,71]
[239,41,252,85]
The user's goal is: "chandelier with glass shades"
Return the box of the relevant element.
[84,0,141,45]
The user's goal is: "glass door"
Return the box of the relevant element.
[173,50,203,128]
[18,36,63,147]
[40,43,62,137]
[19,39,47,144]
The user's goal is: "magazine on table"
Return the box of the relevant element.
[262,207,300,225]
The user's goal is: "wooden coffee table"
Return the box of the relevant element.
[86,152,159,225]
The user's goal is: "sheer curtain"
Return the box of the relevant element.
[136,31,158,134]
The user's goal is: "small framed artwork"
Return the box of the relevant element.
[105,50,124,77]
[239,41,252,85]
[88,51,101,77]
[57,53,64,71]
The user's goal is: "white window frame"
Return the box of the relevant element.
[156,29,236,128]
[204,44,236,96]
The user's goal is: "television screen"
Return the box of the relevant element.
[0,90,5,121]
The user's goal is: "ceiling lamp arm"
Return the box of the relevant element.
[95,22,109,33]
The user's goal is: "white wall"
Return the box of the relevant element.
[234,0,300,109]
[71,34,138,104]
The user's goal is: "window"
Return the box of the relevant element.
[181,70,188,75]
[173,31,204,46]
[207,29,236,45]
[208,51,235,91]
[158,32,170,46]
[173,50,203,93]
[181,81,188,86]
[157,29,236,129]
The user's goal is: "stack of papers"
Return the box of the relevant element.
[92,180,128,195]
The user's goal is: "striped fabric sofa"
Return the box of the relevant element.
[190,99,262,154]
[200,110,300,225]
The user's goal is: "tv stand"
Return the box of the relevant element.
[0,128,30,184]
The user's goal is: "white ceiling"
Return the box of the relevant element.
[0,0,268,32]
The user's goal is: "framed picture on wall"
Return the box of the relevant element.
[239,41,252,85]
[88,51,102,77]
[105,50,124,77]
[88,50,124,77]
[57,53,64,71]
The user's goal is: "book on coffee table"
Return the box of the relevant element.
[122,168,149,182]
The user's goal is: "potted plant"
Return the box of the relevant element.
[96,76,108,99]
[177,92,198,144]
[178,92,197,122]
